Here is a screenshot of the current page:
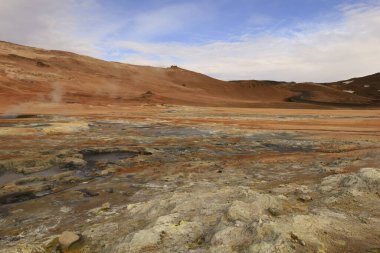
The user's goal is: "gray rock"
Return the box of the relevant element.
[58,231,80,249]
[227,201,256,222]
[320,168,380,193]
[211,226,253,248]
[129,229,161,251]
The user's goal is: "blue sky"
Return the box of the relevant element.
[98,0,347,42]
[0,0,379,82]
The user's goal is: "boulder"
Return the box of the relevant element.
[58,231,80,249]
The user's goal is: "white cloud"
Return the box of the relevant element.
[115,3,380,82]
[0,0,104,56]
[0,0,206,57]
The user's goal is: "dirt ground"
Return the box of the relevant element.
[0,105,379,253]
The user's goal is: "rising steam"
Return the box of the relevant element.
[50,83,64,103]
[1,82,65,118]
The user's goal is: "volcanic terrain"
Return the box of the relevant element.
[0,41,379,253]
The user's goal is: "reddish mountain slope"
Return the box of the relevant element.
[0,41,377,113]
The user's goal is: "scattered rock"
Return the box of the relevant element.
[36,61,49,67]
[267,207,283,217]
[320,167,344,174]
[58,231,81,249]
[227,201,256,222]
[60,206,72,213]
[51,171,74,181]
[101,202,111,210]
[99,166,118,176]
[290,232,306,246]
[77,189,99,197]
[141,91,154,99]
[89,202,112,215]
[63,157,87,169]
[320,168,380,193]
[298,195,312,202]
[104,188,114,193]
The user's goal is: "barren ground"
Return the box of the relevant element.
[0,105,379,253]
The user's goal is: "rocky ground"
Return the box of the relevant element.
[0,106,379,253]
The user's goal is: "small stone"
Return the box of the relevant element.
[105,188,114,193]
[100,169,111,176]
[267,207,282,217]
[290,232,306,246]
[298,195,312,202]
[59,231,80,249]
[60,206,72,213]
[63,157,87,169]
[101,202,111,210]
[36,61,49,67]
[77,189,99,197]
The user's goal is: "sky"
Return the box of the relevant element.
[0,0,379,82]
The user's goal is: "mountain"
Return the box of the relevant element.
[323,73,380,100]
[0,41,378,113]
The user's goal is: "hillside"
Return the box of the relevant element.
[0,41,378,114]
[324,73,380,100]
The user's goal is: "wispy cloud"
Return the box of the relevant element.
[115,2,380,82]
